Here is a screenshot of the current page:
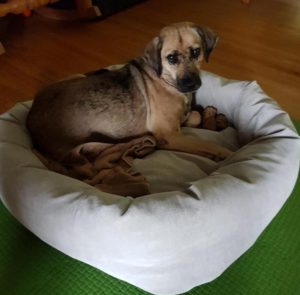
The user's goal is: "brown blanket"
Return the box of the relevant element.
[34,135,157,198]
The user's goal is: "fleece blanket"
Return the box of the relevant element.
[34,135,156,197]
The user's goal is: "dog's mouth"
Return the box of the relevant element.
[178,82,201,93]
[177,75,202,93]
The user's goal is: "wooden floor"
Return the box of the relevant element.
[1,0,300,119]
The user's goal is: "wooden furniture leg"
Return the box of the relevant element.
[75,0,101,19]
[35,0,101,20]
[0,41,5,55]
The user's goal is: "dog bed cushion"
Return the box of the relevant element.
[0,71,299,295]
[1,157,300,295]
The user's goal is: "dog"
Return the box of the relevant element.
[26,22,232,172]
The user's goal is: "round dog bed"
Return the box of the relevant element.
[0,71,299,295]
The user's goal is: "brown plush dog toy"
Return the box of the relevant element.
[184,105,229,131]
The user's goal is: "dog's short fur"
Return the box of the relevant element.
[27,22,232,166]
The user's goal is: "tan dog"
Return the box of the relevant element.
[27,22,232,170]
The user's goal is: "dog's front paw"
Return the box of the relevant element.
[184,110,202,127]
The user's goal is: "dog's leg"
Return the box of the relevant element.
[157,133,232,161]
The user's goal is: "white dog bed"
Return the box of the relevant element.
[0,71,299,295]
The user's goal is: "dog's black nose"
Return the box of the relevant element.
[177,74,202,93]
[181,75,195,86]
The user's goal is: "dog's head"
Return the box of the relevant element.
[143,22,218,93]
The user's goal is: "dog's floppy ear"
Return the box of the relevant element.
[195,27,218,62]
[143,36,163,76]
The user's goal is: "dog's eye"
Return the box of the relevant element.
[190,48,201,59]
[167,54,178,65]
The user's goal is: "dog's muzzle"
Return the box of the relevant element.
[177,74,202,93]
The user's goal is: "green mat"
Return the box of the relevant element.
[1,124,300,295]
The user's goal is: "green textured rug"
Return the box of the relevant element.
[1,123,299,295]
